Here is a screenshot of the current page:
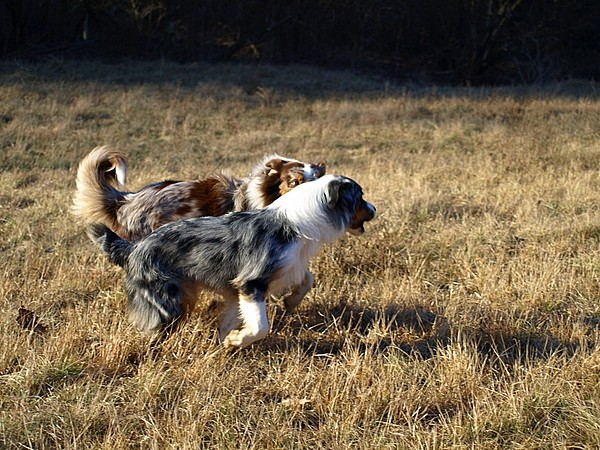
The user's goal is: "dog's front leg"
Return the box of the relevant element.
[283,270,314,312]
[217,296,242,343]
[222,284,269,348]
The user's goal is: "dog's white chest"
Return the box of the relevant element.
[268,239,317,295]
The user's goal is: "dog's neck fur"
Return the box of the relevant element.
[234,154,294,211]
[237,176,271,210]
[263,175,349,295]
[269,175,347,244]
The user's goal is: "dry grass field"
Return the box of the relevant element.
[1,60,600,449]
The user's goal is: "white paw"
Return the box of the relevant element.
[222,327,268,348]
[223,330,243,348]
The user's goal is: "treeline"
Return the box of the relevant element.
[2,0,600,84]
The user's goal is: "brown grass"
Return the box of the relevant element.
[1,60,600,449]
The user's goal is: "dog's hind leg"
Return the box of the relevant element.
[283,270,314,312]
[222,285,269,348]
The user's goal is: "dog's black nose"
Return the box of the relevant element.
[366,202,376,220]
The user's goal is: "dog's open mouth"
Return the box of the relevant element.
[348,200,376,236]
[348,225,366,236]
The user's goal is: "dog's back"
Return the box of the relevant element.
[73,149,325,241]
[100,210,299,333]
[128,211,298,288]
[116,175,238,241]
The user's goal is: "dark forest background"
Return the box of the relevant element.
[2,0,600,85]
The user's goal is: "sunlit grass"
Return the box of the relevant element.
[1,60,599,448]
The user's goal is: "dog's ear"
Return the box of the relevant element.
[326,177,357,209]
[264,158,285,177]
[314,161,327,177]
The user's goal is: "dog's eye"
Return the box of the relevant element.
[289,179,299,187]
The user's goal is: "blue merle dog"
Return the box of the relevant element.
[87,174,376,348]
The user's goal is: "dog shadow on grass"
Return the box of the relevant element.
[263,300,600,367]
[264,301,450,358]
[15,296,599,370]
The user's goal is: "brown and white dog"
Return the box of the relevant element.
[72,146,326,242]
[73,146,327,312]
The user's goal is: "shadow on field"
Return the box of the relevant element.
[2,60,599,101]
[13,295,598,372]
[265,301,451,358]
[264,301,600,368]
[474,326,596,368]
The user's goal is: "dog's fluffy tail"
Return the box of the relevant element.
[87,223,133,269]
[87,223,180,334]
[72,146,128,227]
